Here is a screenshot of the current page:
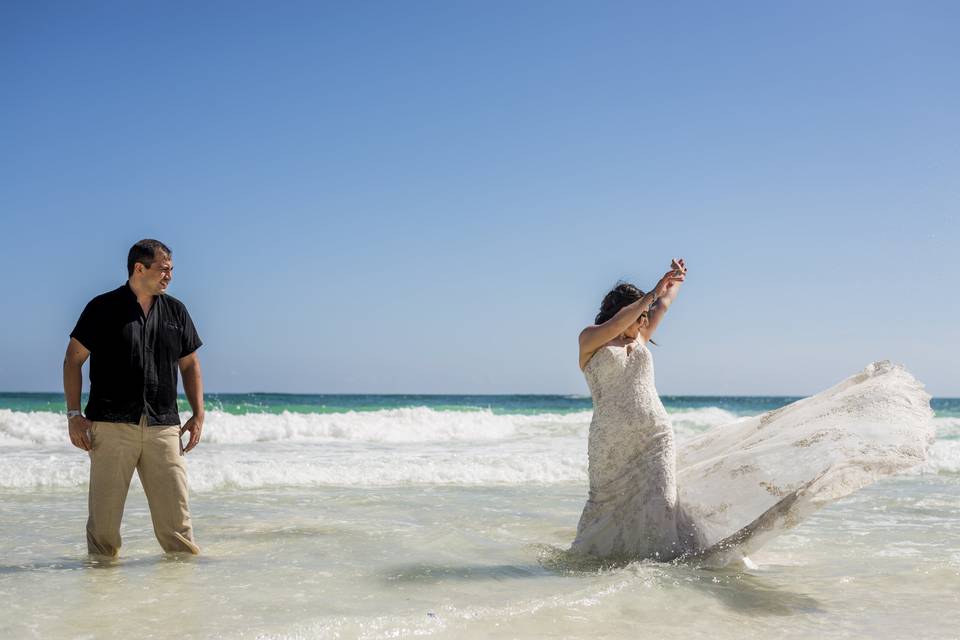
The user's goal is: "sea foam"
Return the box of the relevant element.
[0,407,742,447]
[0,408,591,446]
[1,408,954,491]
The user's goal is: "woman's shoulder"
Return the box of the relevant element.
[580,337,629,371]
[578,324,599,344]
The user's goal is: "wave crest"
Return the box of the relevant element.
[0,408,593,446]
[0,407,953,490]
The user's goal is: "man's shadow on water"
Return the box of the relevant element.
[380,546,822,618]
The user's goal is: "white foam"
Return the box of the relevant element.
[668,407,741,434]
[0,406,877,447]
[0,408,592,446]
[4,433,953,492]
[900,417,960,475]
[932,415,960,439]
[911,440,960,475]
[0,410,66,446]
[1,406,954,492]
[0,443,589,491]
[0,405,742,449]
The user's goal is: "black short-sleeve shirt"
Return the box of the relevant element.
[70,283,203,426]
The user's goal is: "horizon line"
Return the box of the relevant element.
[2,390,958,400]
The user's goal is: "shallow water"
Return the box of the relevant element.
[1,396,958,638]
[2,477,958,639]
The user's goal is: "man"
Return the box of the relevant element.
[63,239,204,556]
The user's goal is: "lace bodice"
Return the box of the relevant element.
[584,342,669,422]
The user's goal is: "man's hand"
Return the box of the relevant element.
[180,414,204,454]
[68,415,93,451]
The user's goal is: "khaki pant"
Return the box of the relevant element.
[87,416,199,556]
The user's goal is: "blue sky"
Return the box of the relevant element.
[2,1,958,396]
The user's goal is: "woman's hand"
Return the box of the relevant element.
[654,265,685,298]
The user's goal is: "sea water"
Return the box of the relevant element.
[1,393,958,638]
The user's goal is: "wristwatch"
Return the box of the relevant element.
[67,410,82,419]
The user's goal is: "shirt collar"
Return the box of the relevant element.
[122,280,159,310]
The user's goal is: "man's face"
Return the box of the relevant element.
[140,252,173,295]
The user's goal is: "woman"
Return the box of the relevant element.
[572,259,934,566]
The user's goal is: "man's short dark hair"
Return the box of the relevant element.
[127,239,172,277]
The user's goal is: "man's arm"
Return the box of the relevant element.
[63,337,93,451]
[178,352,204,453]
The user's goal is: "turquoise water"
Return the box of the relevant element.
[3,391,958,417]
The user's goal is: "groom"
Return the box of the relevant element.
[63,239,204,556]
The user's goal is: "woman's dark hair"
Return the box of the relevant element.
[595,282,644,324]
[127,239,172,277]
[595,282,658,345]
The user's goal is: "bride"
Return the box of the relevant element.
[572,259,934,566]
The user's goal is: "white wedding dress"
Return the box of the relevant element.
[571,341,934,566]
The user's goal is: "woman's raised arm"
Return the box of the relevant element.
[640,258,686,343]
[579,266,684,369]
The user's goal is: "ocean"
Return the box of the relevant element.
[1,392,958,638]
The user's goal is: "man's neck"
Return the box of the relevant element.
[127,279,155,314]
